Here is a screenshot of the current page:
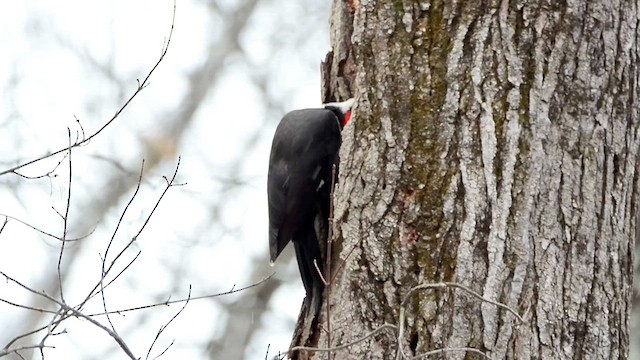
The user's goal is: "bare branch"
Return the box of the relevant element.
[0,213,89,242]
[86,273,274,317]
[11,153,68,180]
[325,163,337,356]
[1,274,273,357]
[0,216,7,236]
[4,156,184,354]
[0,344,55,358]
[400,282,524,323]
[277,280,523,359]
[1,4,183,357]
[98,160,146,334]
[395,281,523,359]
[409,347,491,360]
[3,318,57,351]
[0,0,176,178]
[94,251,142,302]
[146,286,191,360]
[57,128,74,304]
[0,298,56,315]
[103,160,145,263]
[330,232,363,285]
[0,271,137,359]
[313,259,328,286]
[275,324,397,360]
[81,157,180,309]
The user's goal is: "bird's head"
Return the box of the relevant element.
[323,98,355,128]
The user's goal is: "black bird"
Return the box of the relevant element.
[267,98,354,316]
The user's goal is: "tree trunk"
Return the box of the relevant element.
[298,0,638,358]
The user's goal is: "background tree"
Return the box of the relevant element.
[1,0,639,359]
[0,0,329,359]
[302,0,639,358]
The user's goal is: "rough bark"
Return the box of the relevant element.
[304,0,639,359]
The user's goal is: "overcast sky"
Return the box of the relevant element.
[0,0,330,358]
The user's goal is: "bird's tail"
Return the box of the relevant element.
[289,206,331,355]
[293,223,325,319]
[269,226,281,265]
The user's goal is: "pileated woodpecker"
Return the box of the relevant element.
[268,98,354,317]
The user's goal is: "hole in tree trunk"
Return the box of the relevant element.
[409,332,419,354]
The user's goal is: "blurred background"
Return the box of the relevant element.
[0,1,638,359]
[0,0,329,358]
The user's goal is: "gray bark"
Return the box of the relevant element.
[308,0,638,359]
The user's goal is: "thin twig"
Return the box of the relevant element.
[92,251,142,302]
[98,251,118,334]
[3,318,58,350]
[0,298,57,314]
[400,282,524,322]
[271,279,523,359]
[81,157,181,311]
[73,115,86,144]
[3,157,181,352]
[11,153,68,180]
[37,308,67,358]
[103,160,145,264]
[313,259,328,286]
[396,282,523,359]
[86,274,273,317]
[0,345,55,358]
[146,286,191,360]
[0,216,8,235]
[57,128,74,304]
[99,160,146,334]
[330,234,362,284]
[274,324,397,360]
[0,0,176,178]
[2,4,178,357]
[326,163,337,358]
[410,347,491,359]
[0,213,89,242]
[0,271,137,359]
[0,272,272,352]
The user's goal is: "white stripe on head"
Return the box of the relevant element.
[322,98,355,115]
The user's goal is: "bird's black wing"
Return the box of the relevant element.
[267,109,341,263]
